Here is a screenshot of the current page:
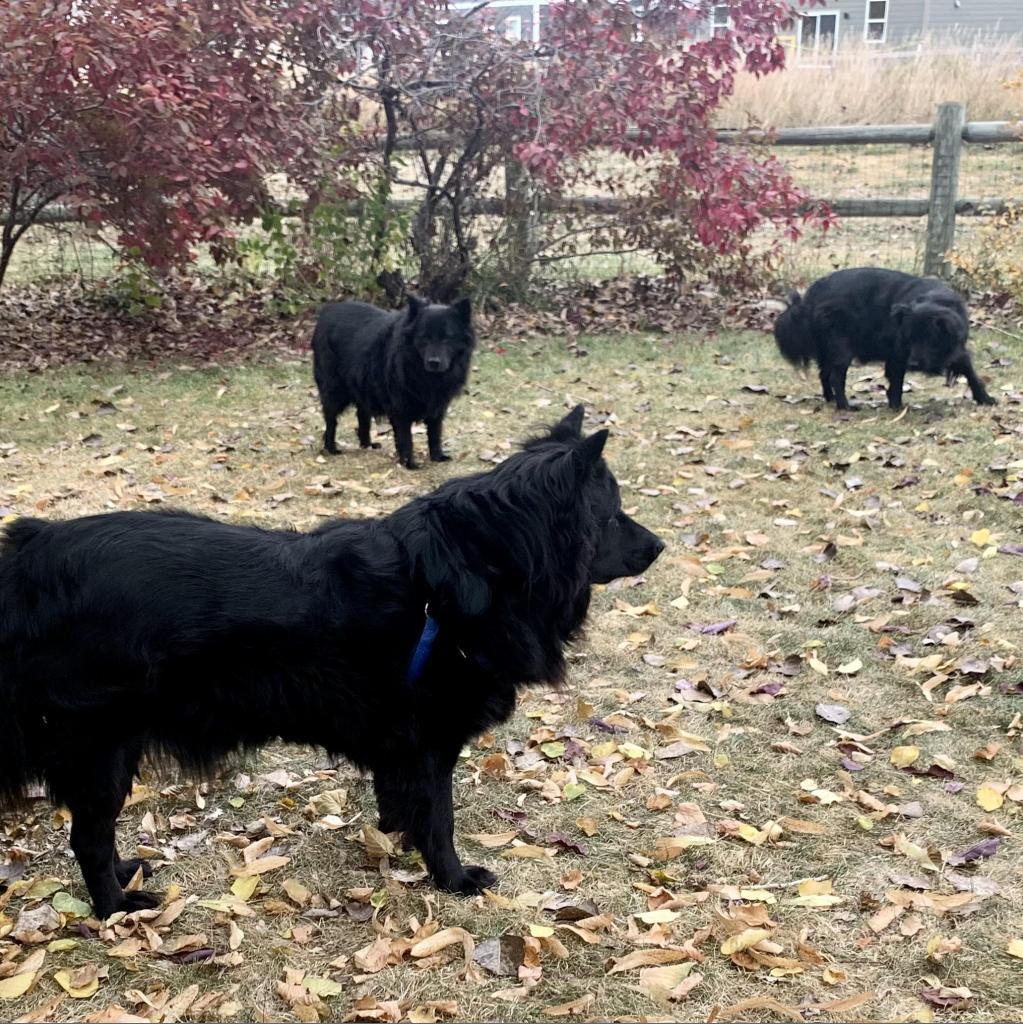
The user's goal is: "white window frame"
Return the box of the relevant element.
[711,3,731,36]
[864,0,889,43]
[796,10,840,60]
[502,14,523,40]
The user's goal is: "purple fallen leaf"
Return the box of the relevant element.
[816,703,851,725]
[839,756,865,772]
[944,780,965,794]
[760,557,786,570]
[545,833,587,856]
[896,802,924,819]
[956,657,989,675]
[998,543,1023,557]
[895,576,922,593]
[955,557,979,574]
[768,656,802,677]
[844,476,864,490]
[887,872,932,891]
[474,935,526,977]
[589,716,627,734]
[947,872,1001,896]
[947,837,1000,866]
[686,619,738,635]
[495,808,528,825]
[893,475,920,489]
[750,681,784,697]
[904,763,955,782]
[920,988,972,1009]
[742,384,769,394]
[655,741,701,759]
[172,948,217,964]
[541,894,600,920]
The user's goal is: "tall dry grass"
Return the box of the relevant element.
[720,33,1023,127]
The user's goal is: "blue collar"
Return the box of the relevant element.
[406,608,440,685]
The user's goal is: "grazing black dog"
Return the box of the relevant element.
[312,295,474,469]
[774,267,995,410]
[0,407,664,919]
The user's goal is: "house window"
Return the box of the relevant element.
[798,11,839,58]
[711,3,731,36]
[865,0,888,42]
[502,14,523,41]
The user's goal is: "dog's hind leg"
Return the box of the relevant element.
[830,363,852,410]
[322,396,347,455]
[356,407,381,449]
[49,742,159,919]
[374,757,496,895]
[373,774,406,833]
[818,364,834,402]
[111,738,153,887]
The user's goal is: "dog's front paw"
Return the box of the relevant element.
[430,452,452,463]
[99,889,161,919]
[403,459,421,471]
[114,858,154,886]
[442,865,496,896]
[977,393,997,406]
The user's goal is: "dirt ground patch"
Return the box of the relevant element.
[1,329,1022,1022]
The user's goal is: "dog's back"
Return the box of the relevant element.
[312,302,399,380]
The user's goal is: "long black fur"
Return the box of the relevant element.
[773,267,995,410]
[0,407,663,918]
[312,295,475,469]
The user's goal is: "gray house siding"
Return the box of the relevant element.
[455,1,1023,47]
[921,0,1023,35]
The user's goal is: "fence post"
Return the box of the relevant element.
[499,156,538,298]
[923,101,965,278]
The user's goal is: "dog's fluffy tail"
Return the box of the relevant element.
[0,518,46,805]
[773,289,815,368]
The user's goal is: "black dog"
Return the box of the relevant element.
[0,407,663,919]
[312,295,474,469]
[774,267,995,410]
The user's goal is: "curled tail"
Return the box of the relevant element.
[773,289,815,368]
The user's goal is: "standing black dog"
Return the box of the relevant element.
[0,407,664,919]
[774,267,996,410]
[312,295,474,469]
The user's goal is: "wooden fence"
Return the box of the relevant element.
[10,101,1023,281]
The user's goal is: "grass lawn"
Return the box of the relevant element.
[1,329,1022,1023]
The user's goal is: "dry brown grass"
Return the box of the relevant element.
[1,330,1022,1022]
[721,35,1023,128]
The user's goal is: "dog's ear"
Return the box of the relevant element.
[407,514,491,618]
[406,294,426,320]
[451,296,472,324]
[548,404,585,442]
[576,428,608,467]
[786,289,801,308]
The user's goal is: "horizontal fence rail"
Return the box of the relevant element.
[4,105,1021,280]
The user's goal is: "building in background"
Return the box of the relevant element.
[454,1,1023,56]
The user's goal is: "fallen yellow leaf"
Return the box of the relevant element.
[890,745,921,768]
[976,785,1005,811]
[720,928,772,955]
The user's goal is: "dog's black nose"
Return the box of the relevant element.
[653,538,666,556]
[426,357,443,372]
